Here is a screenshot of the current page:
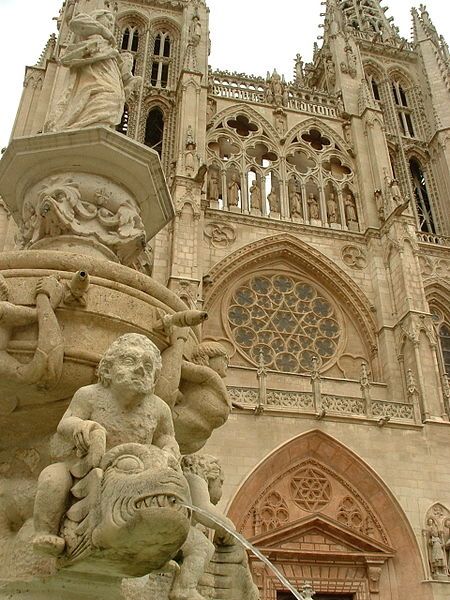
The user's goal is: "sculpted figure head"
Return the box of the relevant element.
[97,333,162,395]
[191,341,229,378]
[181,454,224,505]
[62,443,191,577]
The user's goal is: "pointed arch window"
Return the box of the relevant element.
[150,32,171,88]
[366,73,380,101]
[431,308,450,377]
[410,158,435,233]
[144,107,164,157]
[121,25,140,74]
[392,80,415,137]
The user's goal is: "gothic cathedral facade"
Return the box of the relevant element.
[2,0,450,598]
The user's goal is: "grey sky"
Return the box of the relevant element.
[1,0,449,148]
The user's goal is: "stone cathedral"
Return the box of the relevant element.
[0,0,450,599]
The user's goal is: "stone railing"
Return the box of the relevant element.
[210,71,338,118]
[416,231,450,247]
[228,385,417,424]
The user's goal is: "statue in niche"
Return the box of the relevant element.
[307,192,320,220]
[374,189,385,221]
[288,178,302,218]
[326,192,338,223]
[207,170,220,203]
[325,56,336,92]
[45,9,139,132]
[267,185,280,213]
[32,333,180,556]
[169,454,236,600]
[344,193,357,224]
[388,177,403,205]
[0,274,64,394]
[274,112,286,136]
[427,517,447,577]
[227,173,240,207]
[249,181,262,211]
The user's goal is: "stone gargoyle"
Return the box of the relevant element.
[0,443,191,583]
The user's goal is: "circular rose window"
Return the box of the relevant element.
[227,274,341,372]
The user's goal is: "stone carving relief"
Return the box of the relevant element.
[18,173,147,267]
[227,274,342,373]
[45,9,140,132]
[290,466,332,511]
[0,334,195,584]
[424,503,450,579]
[265,70,288,107]
[419,255,450,280]
[242,458,387,547]
[0,274,64,398]
[257,491,290,533]
[204,222,236,248]
[340,43,358,78]
[342,245,368,269]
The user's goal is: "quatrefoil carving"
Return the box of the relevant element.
[246,142,278,166]
[208,136,240,160]
[286,150,316,174]
[322,156,352,180]
[301,128,331,151]
[227,114,258,137]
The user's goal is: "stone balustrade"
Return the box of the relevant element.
[416,231,450,246]
[210,72,338,118]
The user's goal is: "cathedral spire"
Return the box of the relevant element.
[326,0,400,43]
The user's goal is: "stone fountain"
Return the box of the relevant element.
[0,7,259,600]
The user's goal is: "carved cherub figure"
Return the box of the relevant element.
[32,333,180,556]
[169,454,235,600]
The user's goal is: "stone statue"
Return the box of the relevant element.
[294,53,304,85]
[169,454,235,600]
[156,327,231,455]
[344,193,357,224]
[33,333,180,556]
[227,173,240,207]
[45,9,138,132]
[289,178,302,218]
[427,517,447,577]
[326,192,338,223]
[249,181,262,211]
[208,171,220,202]
[267,186,280,213]
[307,193,320,220]
[389,178,403,205]
[0,443,191,583]
[0,274,64,393]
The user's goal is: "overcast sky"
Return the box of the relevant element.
[1,0,449,148]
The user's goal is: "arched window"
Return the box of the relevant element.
[366,72,380,101]
[392,79,415,137]
[121,25,140,74]
[431,307,450,377]
[409,158,435,233]
[144,108,164,157]
[116,104,129,136]
[150,31,171,88]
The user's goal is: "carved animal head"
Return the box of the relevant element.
[61,443,191,577]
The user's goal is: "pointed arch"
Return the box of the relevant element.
[204,233,378,353]
[285,117,352,157]
[227,429,430,599]
[209,104,279,143]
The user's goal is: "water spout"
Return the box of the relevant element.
[182,503,307,600]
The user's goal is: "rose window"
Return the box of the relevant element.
[228,275,341,372]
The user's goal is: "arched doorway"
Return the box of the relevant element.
[227,430,429,600]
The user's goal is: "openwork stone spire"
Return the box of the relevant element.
[330,0,400,41]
